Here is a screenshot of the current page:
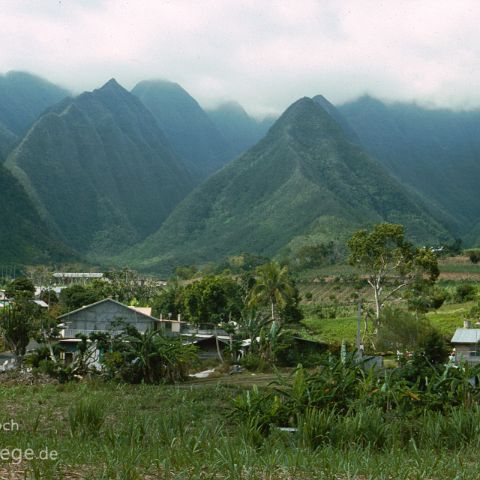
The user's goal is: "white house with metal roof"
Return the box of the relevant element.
[58,298,182,339]
[451,327,480,364]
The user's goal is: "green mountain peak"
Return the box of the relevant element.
[123,95,450,273]
[6,79,193,258]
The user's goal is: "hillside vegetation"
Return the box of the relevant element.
[125,97,451,273]
[340,96,480,236]
[0,71,69,136]
[6,79,193,257]
[132,80,231,179]
[0,165,76,265]
[207,101,272,158]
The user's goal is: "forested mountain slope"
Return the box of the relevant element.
[0,164,76,265]
[339,96,480,235]
[0,71,69,136]
[6,79,193,257]
[207,101,273,159]
[132,80,231,179]
[0,124,17,159]
[124,97,450,273]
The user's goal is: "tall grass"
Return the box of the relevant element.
[68,396,106,438]
[1,381,480,478]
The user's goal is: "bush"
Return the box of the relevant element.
[240,353,270,372]
[468,250,480,264]
[419,329,449,365]
[377,307,432,352]
[454,284,477,303]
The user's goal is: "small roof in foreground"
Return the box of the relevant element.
[451,328,480,344]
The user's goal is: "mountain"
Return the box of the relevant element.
[0,71,69,136]
[207,101,273,158]
[0,164,76,265]
[0,124,17,159]
[313,95,360,144]
[6,79,193,257]
[132,80,231,179]
[339,96,480,236]
[124,97,451,273]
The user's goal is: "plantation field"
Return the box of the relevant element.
[0,380,479,478]
[426,301,475,336]
[296,255,480,304]
[296,255,480,345]
[302,300,472,345]
[303,314,358,344]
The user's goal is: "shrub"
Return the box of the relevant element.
[377,307,432,352]
[468,250,480,264]
[240,353,269,372]
[454,284,477,303]
[419,329,449,365]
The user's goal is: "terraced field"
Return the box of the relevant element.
[296,256,479,345]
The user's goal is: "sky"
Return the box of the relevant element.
[1,0,479,117]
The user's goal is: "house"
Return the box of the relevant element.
[58,298,183,339]
[52,272,104,285]
[56,298,185,363]
[450,325,480,364]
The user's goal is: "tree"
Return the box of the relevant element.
[181,275,243,325]
[5,277,35,299]
[348,223,439,324]
[404,281,447,314]
[59,285,102,313]
[152,280,184,319]
[108,326,197,383]
[248,261,295,323]
[1,294,41,366]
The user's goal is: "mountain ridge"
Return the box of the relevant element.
[6,79,193,257]
[132,79,231,179]
[122,96,451,273]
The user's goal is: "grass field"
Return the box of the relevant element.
[0,380,480,478]
[301,300,472,345]
[297,255,480,345]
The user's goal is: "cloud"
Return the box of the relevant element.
[0,0,479,116]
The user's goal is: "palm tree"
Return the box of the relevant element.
[124,327,197,383]
[248,261,294,323]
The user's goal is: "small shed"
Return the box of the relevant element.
[184,335,231,360]
[451,328,480,364]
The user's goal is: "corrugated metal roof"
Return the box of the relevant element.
[53,272,103,278]
[451,328,480,344]
[33,300,49,308]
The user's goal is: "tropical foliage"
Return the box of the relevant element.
[248,261,295,323]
